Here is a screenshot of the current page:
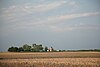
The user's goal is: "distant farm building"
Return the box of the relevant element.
[47,47,53,52]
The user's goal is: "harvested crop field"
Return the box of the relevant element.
[0,52,100,67]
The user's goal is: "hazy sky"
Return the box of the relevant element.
[0,0,100,51]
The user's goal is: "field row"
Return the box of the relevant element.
[0,52,100,59]
[0,58,100,67]
[0,52,100,67]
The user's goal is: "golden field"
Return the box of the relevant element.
[0,52,100,67]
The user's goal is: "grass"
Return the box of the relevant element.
[0,52,100,67]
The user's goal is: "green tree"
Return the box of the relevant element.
[38,44,43,50]
[23,44,31,52]
[31,44,43,52]
[18,47,24,52]
[8,46,14,52]
[8,46,18,52]
[32,43,36,47]
[44,46,48,52]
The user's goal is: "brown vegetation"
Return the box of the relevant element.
[0,52,100,67]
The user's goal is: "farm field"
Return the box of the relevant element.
[0,52,100,67]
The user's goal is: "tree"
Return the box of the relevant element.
[22,44,31,52]
[8,46,14,52]
[18,47,24,52]
[8,43,53,52]
[8,46,18,52]
[44,46,48,52]
[50,46,54,52]
[38,44,43,51]
[14,47,18,52]
[31,44,43,52]
[32,43,36,47]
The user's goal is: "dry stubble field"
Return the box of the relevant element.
[0,52,100,67]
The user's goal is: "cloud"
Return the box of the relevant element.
[68,1,78,8]
[34,12,100,32]
[5,12,100,32]
[0,0,68,23]
[28,12,100,27]
[49,23,100,32]
[0,0,79,24]
[0,0,100,33]
[32,1,67,12]
[50,25,73,32]
[46,12,100,22]
[2,0,67,14]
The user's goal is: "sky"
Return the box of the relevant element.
[0,0,100,51]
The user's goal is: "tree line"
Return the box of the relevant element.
[8,44,54,52]
[8,44,100,52]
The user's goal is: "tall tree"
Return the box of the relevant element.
[31,44,43,52]
[8,46,18,52]
[18,47,24,52]
[44,46,48,52]
[32,43,36,47]
[23,44,31,52]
